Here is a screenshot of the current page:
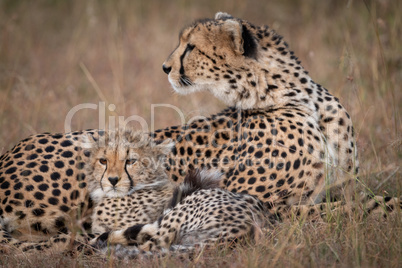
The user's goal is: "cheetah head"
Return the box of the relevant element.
[162,12,313,111]
[83,129,174,203]
[162,12,259,99]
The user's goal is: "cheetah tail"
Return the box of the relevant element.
[168,169,222,209]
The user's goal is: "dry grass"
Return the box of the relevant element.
[0,0,401,267]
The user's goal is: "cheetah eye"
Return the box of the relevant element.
[99,158,107,165]
[185,44,195,55]
[126,159,137,165]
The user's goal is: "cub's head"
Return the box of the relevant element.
[84,129,174,203]
[163,12,307,110]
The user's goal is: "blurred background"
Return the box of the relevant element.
[0,0,400,193]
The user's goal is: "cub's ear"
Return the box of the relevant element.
[215,12,233,20]
[221,19,244,55]
[82,134,98,149]
[154,139,175,157]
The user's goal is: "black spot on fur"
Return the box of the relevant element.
[31,222,42,231]
[25,185,34,191]
[45,146,55,152]
[33,175,44,182]
[52,189,61,196]
[48,197,59,205]
[38,184,49,191]
[60,205,69,212]
[34,192,44,200]
[38,139,48,144]
[32,208,45,216]
[55,161,65,168]
[5,167,17,174]
[61,151,73,158]
[62,183,72,190]
[39,165,49,173]
[60,140,73,147]
[25,200,34,208]
[70,190,80,200]
[0,181,10,189]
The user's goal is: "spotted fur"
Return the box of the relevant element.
[92,169,266,252]
[157,12,359,208]
[0,129,174,252]
[0,12,400,254]
[0,129,266,254]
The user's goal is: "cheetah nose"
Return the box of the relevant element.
[108,177,119,186]
[162,64,171,75]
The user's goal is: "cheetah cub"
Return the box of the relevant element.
[84,129,177,234]
[1,129,266,254]
[88,129,267,252]
[0,129,176,253]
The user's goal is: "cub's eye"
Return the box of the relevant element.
[99,159,107,165]
[126,159,137,165]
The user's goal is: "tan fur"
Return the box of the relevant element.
[0,12,399,255]
[83,129,174,203]
[89,135,267,251]
[0,129,175,253]
[0,129,266,254]
[160,12,359,207]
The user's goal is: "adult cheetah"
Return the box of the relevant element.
[157,11,360,206]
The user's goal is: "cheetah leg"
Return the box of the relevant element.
[0,227,18,243]
[0,227,19,253]
[13,233,75,253]
[91,224,146,248]
[357,195,401,218]
[91,222,163,250]
[279,195,401,221]
[138,222,172,251]
[90,219,183,251]
[281,201,345,221]
[91,222,231,252]
[0,228,94,254]
[92,210,264,252]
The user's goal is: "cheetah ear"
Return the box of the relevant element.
[215,12,233,20]
[154,139,175,157]
[221,19,258,59]
[221,19,244,55]
[82,134,97,149]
